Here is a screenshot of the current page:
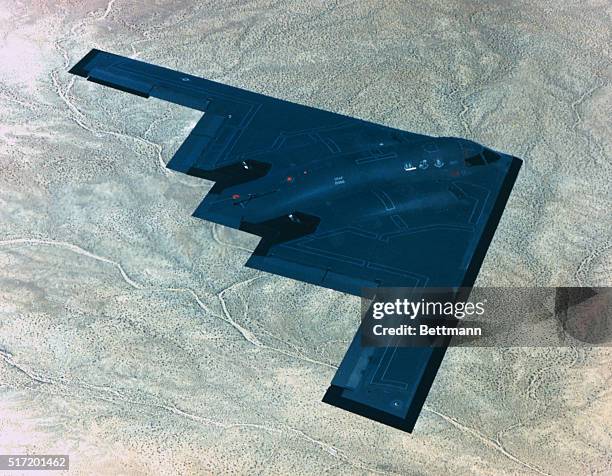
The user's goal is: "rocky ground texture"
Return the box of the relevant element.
[0,1,610,474]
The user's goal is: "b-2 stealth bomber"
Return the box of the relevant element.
[69,49,522,432]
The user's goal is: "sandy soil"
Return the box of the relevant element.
[0,1,610,474]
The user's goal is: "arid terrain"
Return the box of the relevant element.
[0,1,610,474]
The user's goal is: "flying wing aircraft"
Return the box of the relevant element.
[69,49,522,432]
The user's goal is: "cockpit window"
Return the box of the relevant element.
[465,149,501,166]
[464,154,485,166]
[483,149,500,163]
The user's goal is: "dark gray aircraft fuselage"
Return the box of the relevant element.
[69,49,522,432]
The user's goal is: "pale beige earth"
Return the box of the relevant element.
[0,1,610,474]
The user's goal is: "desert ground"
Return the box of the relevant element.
[0,1,610,474]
